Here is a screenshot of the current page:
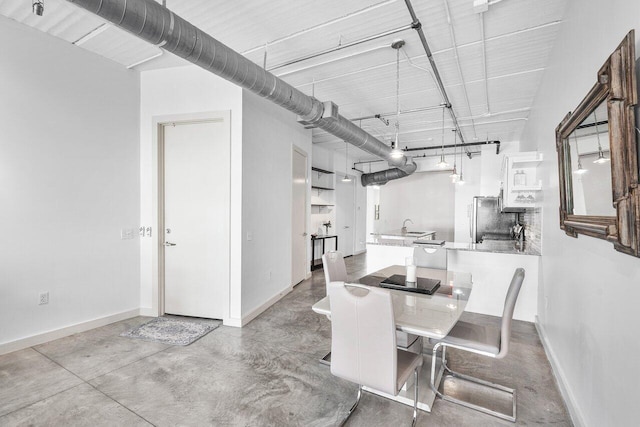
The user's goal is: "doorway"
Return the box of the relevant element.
[291,147,308,285]
[336,173,356,256]
[159,116,230,319]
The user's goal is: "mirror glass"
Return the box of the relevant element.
[565,100,615,216]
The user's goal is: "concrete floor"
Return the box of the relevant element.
[0,253,571,426]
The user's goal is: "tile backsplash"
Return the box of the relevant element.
[518,209,541,253]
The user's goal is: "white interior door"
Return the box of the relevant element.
[163,118,230,319]
[291,148,308,285]
[336,174,355,256]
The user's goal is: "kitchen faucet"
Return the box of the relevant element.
[401,218,413,234]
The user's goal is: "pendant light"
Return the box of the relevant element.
[390,40,405,159]
[341,141,352,182]
[592,109,610,164]
[437,107,449,168]
[32,0,44,15]
[573,133,587,174]
[449,130,459,182]
[457,145,465,185]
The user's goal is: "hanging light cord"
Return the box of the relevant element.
[573,133,585,170]
[394,47,401,149]
[593,110,602,151]
[441,107,445,156]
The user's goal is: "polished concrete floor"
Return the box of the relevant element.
[0,253,571,426]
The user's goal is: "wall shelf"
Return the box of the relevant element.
[311,166,334,175]
[511,156,543,168]
[511,184,542,192]
[312,185,334,191]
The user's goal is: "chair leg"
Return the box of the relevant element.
[412,367,419,427]
[432,344,517,422]
[319,351,331,365]
[430,343,444,398]
[339,384,362,427]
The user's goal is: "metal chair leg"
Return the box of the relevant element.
[339,385,362,426]
[412,367,419,427]
[319,351,331,365]
[430,343,517,422]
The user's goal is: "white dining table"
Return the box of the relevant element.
[312,264,473,412]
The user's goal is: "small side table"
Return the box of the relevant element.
[311,235,338,271]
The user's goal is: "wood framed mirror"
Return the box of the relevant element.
[556,30,640,257]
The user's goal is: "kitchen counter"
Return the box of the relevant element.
[368,230,437,247]
[367,237,540,256]
[445,241,540,256]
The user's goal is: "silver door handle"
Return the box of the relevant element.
[164,241,177,247]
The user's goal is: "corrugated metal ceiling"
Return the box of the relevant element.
[0,0,568,161]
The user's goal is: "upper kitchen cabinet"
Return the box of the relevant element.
[502,152,543,210]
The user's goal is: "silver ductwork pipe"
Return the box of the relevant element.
[66,0,415,186]
[360,161,416,186]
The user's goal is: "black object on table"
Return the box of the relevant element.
[311,235,338,271]
[379,274,441,295]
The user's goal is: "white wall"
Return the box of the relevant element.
[374,171,456,241]
[519,1,640,424]
[139,65,243,322]
[0,17,140,346]
[240,91,312,316]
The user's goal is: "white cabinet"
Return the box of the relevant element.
[502,152,543,210]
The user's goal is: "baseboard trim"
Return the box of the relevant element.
[535,316,585,427]
[237,286,293,327]
[138,307,158,317]
[0,309,141,356]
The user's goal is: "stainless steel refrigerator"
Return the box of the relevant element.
[471,196,518,243]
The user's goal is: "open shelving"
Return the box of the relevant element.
[311,166,334,175]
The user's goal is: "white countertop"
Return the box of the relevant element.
[366,238,540,256]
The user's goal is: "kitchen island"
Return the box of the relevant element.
[366,237,539,321]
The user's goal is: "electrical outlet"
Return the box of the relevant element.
[39,292,49,305]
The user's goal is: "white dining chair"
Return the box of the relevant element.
[322,251,348,294]
[429,268,526,422]
[328,281,423,426]
[321,251,420,357]
[319,251,348,365]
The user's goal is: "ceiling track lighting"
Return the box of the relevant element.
[32,0,44,16]
[592,110,610,164]
[457,138,465,185]
[437,107,450,168]
[573,133,587,174]
[342,141,352,182]
[449,130,459,182]
[390,39,405,160]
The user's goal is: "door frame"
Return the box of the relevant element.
[151,111,231,320]
[291,145,309,284]
[336,172,357,257]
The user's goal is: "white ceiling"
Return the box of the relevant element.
[0,0,568,161]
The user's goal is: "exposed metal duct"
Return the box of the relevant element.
[360,164,416,186]
[65,0,415,186]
